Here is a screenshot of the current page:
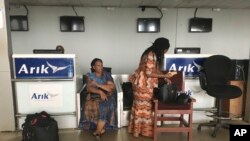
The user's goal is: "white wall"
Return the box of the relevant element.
[176,8,250,58]
[9,6,250,75]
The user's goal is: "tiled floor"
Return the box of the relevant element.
[0,123,241,141]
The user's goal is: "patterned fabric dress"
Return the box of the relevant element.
[79,71,117,130]
[128,51,158,137]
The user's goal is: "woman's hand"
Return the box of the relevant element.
[165,71,177,78]
[99,90,108,101]
[163,71,177,84]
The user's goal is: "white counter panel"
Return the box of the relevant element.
[15,81,76,114]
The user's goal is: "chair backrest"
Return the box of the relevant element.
[204,55,232,85]
[103,67,112,73]
[169,71,185,91]
[198,72,207,90]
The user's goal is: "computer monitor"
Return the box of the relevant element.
[60,16,85,32]
[174,47,201,54]
[10,15,29,31]
[137,18,160,33]
[189,18,212,33]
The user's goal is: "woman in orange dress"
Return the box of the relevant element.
[128,37,174,137]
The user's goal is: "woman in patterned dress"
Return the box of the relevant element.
[128,37,174,137]
[79,58,117,139]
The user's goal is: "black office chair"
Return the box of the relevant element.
[197,55,242,137]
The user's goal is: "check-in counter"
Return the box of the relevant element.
[12,54,78,129]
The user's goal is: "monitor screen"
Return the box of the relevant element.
[189,18,212,33]
[174,47,201,54]
[137,18,160,33]
[10,15,29,31]
[60,16,84,32]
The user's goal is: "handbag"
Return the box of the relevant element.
[176,93,190,105]
[155,83,178,103]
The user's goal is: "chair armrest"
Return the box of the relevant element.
[153,96,159,103]
[189,96,196,103]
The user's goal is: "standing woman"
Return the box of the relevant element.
[79,58,117,139]
[128,37,174,137]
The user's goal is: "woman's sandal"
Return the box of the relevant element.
[100,129,105,136]
[92,129,105,137]
[92,131,99,136]
[92,132,101,141]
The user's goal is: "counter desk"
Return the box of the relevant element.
[12,54,78,129]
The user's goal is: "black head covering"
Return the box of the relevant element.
[152,37,170,64]
[152,37,170,50]
[141,37,170,65]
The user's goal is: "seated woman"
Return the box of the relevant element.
[79,58,117,138]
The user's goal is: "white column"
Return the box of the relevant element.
[0,0,16,131]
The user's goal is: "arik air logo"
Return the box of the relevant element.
[46,62,69,73]
[14,58,74,78]
[168,61,203,72]
[31,92,59,100]
[17,61,69,74]
[193,61,203,72]
[166,57,206,77]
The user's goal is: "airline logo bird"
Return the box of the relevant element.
[47,92,59,98]
[193,61,203,72]
[46,61,69,73]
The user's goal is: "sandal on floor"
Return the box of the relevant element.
[92,131,98,136]
[92,132,101,141]
[100,129,105,136]
[92,129,105,138]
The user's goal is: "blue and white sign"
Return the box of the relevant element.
[164,54,212,78]
[14,57,74,79]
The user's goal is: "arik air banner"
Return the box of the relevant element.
[13,54,74,79]
[164,54,212,78]
[29,83,63,107]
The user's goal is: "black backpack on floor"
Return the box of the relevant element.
[21,111,59,141]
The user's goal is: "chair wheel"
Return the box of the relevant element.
[211,132,216,137]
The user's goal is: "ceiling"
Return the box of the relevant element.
[8,0,250,9]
